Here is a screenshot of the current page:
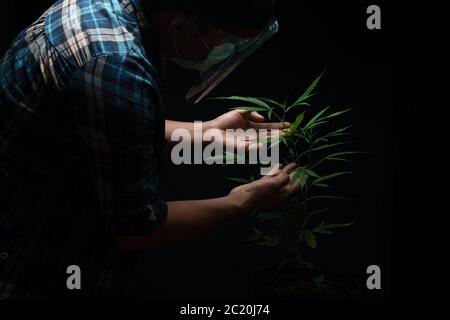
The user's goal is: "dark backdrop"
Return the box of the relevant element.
[1,0,410,300]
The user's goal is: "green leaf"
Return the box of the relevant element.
[286,102,311,113]
[225,177,251,184]
[288,112,305,134]
[314,275,326,286]
[258,97,284,108]
[307,208,329,217]
[293,70,326,106]
[312,151,360,168]
[304,107,330,129]
[252,226,264,235]
[315,126,354,143]
[232,106,270,112]
[303,168,320,178]
[277,258,294,270]
[299,195,354,206]
[304,231,318,249]
[212,96,271,110]
[317,222,355,230]
[314,229,333,235]
[312,172,352,186]
[256,211,279,222]
[300,142,354,158]
[257,237,279,247]
[314,183,331,188]
[246,234,264,242]
[291,167,307,189]
[317,108,352,121]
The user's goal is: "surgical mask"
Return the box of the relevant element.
[170,21,236,72]
[171,42,236,72]
[169,17,279,104]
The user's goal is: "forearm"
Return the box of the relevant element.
[165,120,214,142]
[115,194,250,251]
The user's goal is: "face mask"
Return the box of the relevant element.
[171,42,236,72]
[170,21,236,72]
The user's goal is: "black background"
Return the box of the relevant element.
[0,0,443,301]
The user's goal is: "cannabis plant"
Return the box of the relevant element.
[213,71,359,295]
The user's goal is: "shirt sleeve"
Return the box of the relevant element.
[65,54,167,237]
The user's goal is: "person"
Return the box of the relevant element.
[0,0,300,299]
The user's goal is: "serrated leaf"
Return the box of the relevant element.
[299,195,353,206]
[252,226,263,235]
[212,96,271,110]
[291,167,307,189]
[317,222,355,230]
[304,107,330,129]
[288,112,305,134]
[304,168,320,178]
[232,106,270,112]
[225,177,251,184]
[293,70,326,106]
[317,108,352,121]
[314,183,331,188]
[286,102,311,113]
[304,231,318,249]
[314,229,333,235]
[246,234,264,242]
[258,97,284,108]
[277,258,294,270]
[257,237,279,247]
[312,172,352,186]
[257,211,279,222]
[312,151,360,168]
[299,142,353,160]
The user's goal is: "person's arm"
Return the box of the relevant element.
[115,163,300,251]
[165,120,213,141]
[115,195,245,251]
[67,55,169,240]
[165,111,290,149]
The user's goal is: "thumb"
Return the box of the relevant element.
[249,112,265,123]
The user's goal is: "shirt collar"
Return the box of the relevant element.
[120,0,149,30]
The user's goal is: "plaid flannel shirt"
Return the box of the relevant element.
[0,0,167,299]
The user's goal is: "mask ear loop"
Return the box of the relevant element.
[171,35,182,60]
[192,20,211,52]
[192,20,211,90]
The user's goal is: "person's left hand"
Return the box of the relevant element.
[207,110,291,150]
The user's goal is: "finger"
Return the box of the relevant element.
[235,109,251,119]
[249,112,265,123]
[261,164,283,179]
[283,174,302,194]
[249,121,291,130]
[281,162,298,174]
[247,141,264,152]
[270,172,290,189]
[259,129,287,138]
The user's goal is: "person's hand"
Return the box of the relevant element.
[207,110,291,150]
[228,163,301,213]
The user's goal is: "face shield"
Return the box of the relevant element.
[179,19,279,104]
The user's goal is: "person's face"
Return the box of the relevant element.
[167,14,261,61]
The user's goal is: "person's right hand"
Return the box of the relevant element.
[229,163,302,213]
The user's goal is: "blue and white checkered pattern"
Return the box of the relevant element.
[0,0,167,299]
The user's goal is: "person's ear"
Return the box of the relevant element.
[167,14,192,44]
